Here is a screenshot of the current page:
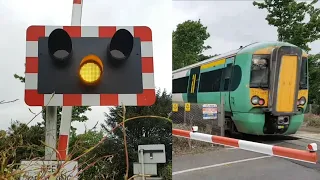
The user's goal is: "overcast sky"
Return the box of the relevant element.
[0,0,172,133]
[1,0,319,134]
[172,1,320,55]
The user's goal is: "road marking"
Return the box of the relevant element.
[172,155,270,176]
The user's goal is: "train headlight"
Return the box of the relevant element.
[298,96,306,105]
[258,99,265,105]
[251,96,260,105]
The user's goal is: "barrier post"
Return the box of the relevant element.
[219,95,225,136]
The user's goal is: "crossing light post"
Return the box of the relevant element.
[22,1,156,175]
[25,25,155,161]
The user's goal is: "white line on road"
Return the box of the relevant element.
[172,155,271,176]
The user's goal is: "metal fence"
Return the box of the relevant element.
[307,104,320,115]
[172,97,317,137]
[172,96,225,136]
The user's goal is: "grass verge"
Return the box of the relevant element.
[304,114,320,128]
[172,124,222,156]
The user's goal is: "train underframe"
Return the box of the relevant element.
[224,112,304,136]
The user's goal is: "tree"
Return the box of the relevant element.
[0,121,45,168]
[198,54,220,62]
[0,120,114,179]
[68,129,111,179]
[0,88,173,179]
[172,19,212,70]
[100,89,172,179]
[308,54,320,111]
[13,74,92,133]
[253,0,320,112]
[253,0,320,52]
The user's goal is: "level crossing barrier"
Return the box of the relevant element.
[173,128,318,164]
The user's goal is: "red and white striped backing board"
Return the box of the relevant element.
[25,25,155,106]
[173,129,318,164]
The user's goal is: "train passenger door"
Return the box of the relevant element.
[220,57,234,114]
[187,67,200,103]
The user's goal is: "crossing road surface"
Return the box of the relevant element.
[173,133,320,180]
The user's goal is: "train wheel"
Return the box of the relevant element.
[225,118,236,137]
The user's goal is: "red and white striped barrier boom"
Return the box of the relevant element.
[173,128,318,164]
[57,0,83,161]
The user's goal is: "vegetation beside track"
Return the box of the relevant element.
[172,124,222,156]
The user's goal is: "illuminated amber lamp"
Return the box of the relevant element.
[78,54,103,86]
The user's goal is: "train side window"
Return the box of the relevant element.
[230,65,242,91]
[199,69,222,92]
[173,76,189,93]
[300,57,308,89]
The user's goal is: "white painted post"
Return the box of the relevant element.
[71,0,83,26]
[45,106,57,160]
[58,0,83,160]
[140,149,145,180]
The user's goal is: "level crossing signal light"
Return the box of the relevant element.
[25,26,155,106]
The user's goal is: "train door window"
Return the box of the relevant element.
[299,57,308,89]
[189,73,200,94]
[173,76,189,93]
[250,54,270,88]
[198,69,222,92]
[224,64,232,91]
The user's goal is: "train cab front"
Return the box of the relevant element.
[249,45,308,135]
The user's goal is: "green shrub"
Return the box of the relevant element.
[159,162,172,180]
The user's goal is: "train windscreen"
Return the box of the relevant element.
[250,54,270,88]
[300,57,308,89]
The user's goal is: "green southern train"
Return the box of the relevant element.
[172,41,309,135]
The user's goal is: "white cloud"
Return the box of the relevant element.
[0,0,172,134]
